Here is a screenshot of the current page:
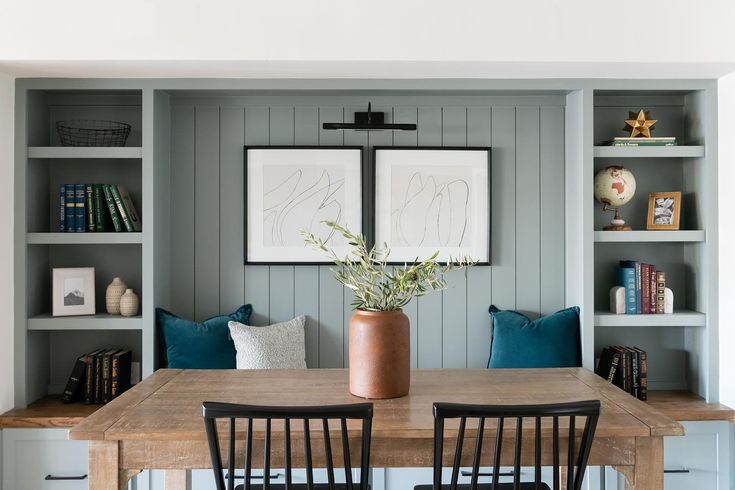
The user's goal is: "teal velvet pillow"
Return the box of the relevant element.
[487,305,580,368]
[157,305,252,369]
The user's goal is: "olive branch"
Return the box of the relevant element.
[301,221,476,312]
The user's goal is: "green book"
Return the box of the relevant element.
[110,184,134,232]
[102,184,123,232]
[93,184,108,232]
[116,185,141,232]
[85,184,96,232]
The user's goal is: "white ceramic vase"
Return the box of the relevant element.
[105,277,127,315]
[120,289,139,317]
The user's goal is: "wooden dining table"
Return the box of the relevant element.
[69,368,683,490]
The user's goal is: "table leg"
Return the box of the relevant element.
[165,469,192,490]
[89,441,120,490]
[620,436,664,490]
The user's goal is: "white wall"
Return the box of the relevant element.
[718,73,735,408]
[0,72,13,412]
[0,0,734,64]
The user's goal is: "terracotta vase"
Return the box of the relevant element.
[349,309,410,399]
[105,277,127,315]
[119,289,139,317]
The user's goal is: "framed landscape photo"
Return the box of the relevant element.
[372,146,491,264]
[52,267,96,316]
[647,191,682,230]
[244,146,364,264]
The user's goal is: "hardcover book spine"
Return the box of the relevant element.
[608,353,620,383]
[111,350,132,398]
[93,184,107,232]
[102,353,112,403]
[85,184,96,232]
[102,184,123,232]
[637,349,648,400]
[110,185,133,232]
[649,265,657,314]
[74,184,86,232]
[656,271,666,314]
[59,185,66,232]
[84,350,102,404]
[630,347,639,398]
[94,353,103,404]
[61,355,87,403]
[65,184,76,232]
[635,263,642,314]
[116,186,141,232]
[641,264,650,315]
[618,267,637,314]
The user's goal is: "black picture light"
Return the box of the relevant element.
[322,102,417,131]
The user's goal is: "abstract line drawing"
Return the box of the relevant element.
[245,146,363,264]
[373,147,490,264]
[262,166,346,247]
[391,171,470,247]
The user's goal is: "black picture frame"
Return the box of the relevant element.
[243,145,366,265]
[370,146,492,265]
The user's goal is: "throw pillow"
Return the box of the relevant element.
[487,305,581,368]
[229,316,308,369]
[157,304,252,369]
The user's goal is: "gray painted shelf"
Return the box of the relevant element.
[594,230,705,242]
[27,314,143,331]
[27,147,143,159]
[27,232,143,245]
[593,146,705,158]
[594,310,706,327]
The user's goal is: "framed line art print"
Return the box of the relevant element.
[244,146,364,264]
[372,146,491,264]
[647,191,682,230]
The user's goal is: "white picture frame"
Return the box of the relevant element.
[373,147,491,264]
[244,146,364,264]
[52,267,96,317]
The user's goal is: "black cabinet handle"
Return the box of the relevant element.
[226,473,282,480]
[664,468,691,474]
[460,470,515,477]
[45,474,88,481]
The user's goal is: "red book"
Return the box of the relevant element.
[648,265,657,314]
[641,264,650,314]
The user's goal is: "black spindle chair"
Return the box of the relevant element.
[203,401,373,490]
[415,400,600,490]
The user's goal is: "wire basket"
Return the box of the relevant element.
[56,120,132,147]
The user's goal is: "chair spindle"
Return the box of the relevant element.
[341,418,353,490]
[449,417,466,490]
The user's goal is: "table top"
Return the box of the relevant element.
[69,368,684,442]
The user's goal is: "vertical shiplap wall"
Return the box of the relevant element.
[168,95,566,368]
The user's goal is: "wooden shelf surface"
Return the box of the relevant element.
[27,232,143,245]
[0,395,103,429]
[646,390,735,422]
[27,146,143,159]
[594,310,705,327]
[594,230,705,243]
[593,146,705,158]
[28,314,143,331]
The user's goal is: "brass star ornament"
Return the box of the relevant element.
[624,109,658,138]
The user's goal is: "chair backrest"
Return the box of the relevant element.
[432,400,600,490]
[202,401,373,490]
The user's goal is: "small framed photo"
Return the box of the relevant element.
[53,267,96,316]
[244,146,364,264]
[373,146,491,264]
[647,192,682,230]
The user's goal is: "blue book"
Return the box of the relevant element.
[618,267,637,314]
[59,185,66,232]
[64,184,76,232]
[619,260,640,314]
[74,184,86,232]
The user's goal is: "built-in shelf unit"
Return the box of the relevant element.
[12,79,719,419]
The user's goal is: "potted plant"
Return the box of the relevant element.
[303,221,475,399]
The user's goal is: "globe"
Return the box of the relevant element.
[593,166,636,230]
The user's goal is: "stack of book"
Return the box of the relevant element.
[610,137,677,147]
[596,346,648,401]
[617,260,667,314]
[59,184,141,232]
[61,349,133,404]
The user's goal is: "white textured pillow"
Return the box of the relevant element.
[228,316,307,369]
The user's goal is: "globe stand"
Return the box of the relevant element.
[603,205,632,231]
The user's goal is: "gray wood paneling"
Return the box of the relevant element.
[168,96,565,367]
